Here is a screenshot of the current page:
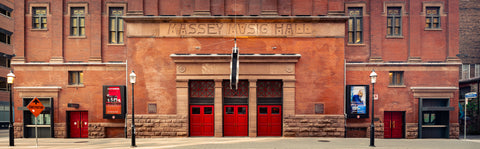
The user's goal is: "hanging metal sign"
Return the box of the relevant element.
[230,47,239,90]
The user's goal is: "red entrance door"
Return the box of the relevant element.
[69,111,88,138]
[258,105,282,136]
[224,105,248,136]
[190,105,214,136]
[384,111,403,138]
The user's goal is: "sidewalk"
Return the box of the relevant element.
[1,137,479,149]
[1,130,479,149]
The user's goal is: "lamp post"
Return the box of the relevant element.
[7,71,15,146]
[369,70,377,147]
[129,71,136,147]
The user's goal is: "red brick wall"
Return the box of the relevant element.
[127,37,345,115]
[460,0,480,64]
[345,0,457,63]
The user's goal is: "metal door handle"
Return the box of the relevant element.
[80,121,83,128]
[390,120,392,128]
[77,121,80,128]
[393,121,395,128]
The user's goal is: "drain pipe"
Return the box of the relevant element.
[125,60,128,138]
[344,59,347,138]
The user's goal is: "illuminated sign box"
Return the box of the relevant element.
[346,85,370,118]
[103,85,126,119]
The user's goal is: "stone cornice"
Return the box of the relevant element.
[123,16,349,23]
[171,53,301,63]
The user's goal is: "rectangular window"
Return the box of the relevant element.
[68,71,83,85]
[387,7,402,36]
[476,64,480,78]
[109,7,124,44]
[462,64,470,80]
[32,7,47,29]
[0,77,7,91]
[0,4,12,17]
[0,31,11,45]
[348,7,363,44]
[425,7,440,29]
[70,7,85,36]
[389,71,404,85]
[0,55,10,68]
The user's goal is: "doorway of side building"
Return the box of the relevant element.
[68,111,88,138]
[384,111,404,138]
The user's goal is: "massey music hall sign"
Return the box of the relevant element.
[126,22,344,38]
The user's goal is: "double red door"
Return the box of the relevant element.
[384,111,403,138]
[224,105,248,136]
[257,105,282,136]
[70,111,88,138]
[189,105,214,136]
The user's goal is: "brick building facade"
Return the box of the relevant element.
[12,0,459,139]
[0,0,14,129]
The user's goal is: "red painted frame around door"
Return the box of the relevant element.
[384,111,403,138]
[69,111,88,138]
[258,105,282,136]
[224,105,248,136]
[189,105,214,136]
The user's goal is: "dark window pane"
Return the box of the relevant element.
[226,107,234,114]
[192,107,200,114]
[204,107,212,114]
[238,107,246,114]
[259,107,268,114]
[272,107,280,114]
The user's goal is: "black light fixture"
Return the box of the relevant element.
[369,70,377,147]
[7,70,15,146]
[129,71,136,147]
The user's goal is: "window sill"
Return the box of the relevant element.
[424,28,442,31]
[67,84,85,88]
[347,43,366,47]
[31,28,48,31]
[107,43,125,46]
[386,35,404,39]
[68,36,87,39]
[388,85,406,88]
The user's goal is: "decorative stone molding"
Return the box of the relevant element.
[410,87,458,98]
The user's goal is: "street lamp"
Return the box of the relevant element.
[369,70,377,147]
[129,71,136,147]
[7,70,15,146]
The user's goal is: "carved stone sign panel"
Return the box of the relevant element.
[127,23,344,38]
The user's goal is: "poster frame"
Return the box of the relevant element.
[346,85,370,118]
[103,85,126,119]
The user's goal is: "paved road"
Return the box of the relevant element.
[0,130,479,149]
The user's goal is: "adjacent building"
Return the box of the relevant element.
[12,0,460,139]
[0,0,14,129]
[459,0,480,134]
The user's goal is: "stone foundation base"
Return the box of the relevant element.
[283,115,345,137]
[406,123,418,139]
[126,115,188,138]
[450,123,459,139]
[365,123,384,139]
[13,123,23,138]
[55,123,66,138]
